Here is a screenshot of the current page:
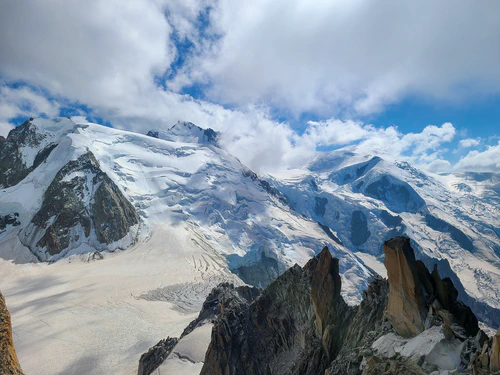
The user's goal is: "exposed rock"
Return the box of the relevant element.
[201,247,383,375]
[384,237,428,337]
[21,151,139,260]
[0,292,24,375]
[384,237,478,338]
[492,327,500,373]
[0,213,20,231]
[0,119,56,189]
[137,337,178,375]
[200,237,483,375]
[138,283,260,372]
[180,283,261,339]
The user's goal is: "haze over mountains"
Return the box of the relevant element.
[0,117,499,374]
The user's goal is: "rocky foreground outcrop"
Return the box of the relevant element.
[197,237,499,375]
[0,292,24,375]
[200,247,387,375]
[384,237,478,338]
[137,283,261,375]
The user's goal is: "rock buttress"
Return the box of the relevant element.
[0,292,24,375]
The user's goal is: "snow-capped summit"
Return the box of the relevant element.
[147,121,220,145]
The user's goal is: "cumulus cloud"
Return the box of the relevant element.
[458,138,481,148]
[172,0,500,115]
[0,86,60,133]
[0,0,173,114]
[455,142,500,172]
[0,1,497,173]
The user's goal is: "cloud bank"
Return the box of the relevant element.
[0,0,499,173]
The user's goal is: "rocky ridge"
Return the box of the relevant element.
[20,151,140,260]
[195,237,499,375]
[0,119,55,189]
[0,292,24,375]
[137,283,261,375]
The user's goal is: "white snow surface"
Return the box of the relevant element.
[372,326,464,371]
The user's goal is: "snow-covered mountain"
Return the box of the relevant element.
[0,118,374,298]
[265,149,500,326]
[0,117,499,374]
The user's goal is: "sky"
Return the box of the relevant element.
[0,0,499,174]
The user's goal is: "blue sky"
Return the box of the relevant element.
[0,0,499,173]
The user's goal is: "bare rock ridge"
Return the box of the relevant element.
[0,119,56,189]
[384,237,478,338]
[200,247,382,375]
[0,292,24,375]
[20,151,139,260]
[137,337,178,375]
[196,237,497,375]
[137,283,261,375]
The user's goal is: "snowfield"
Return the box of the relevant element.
[0,117,499,374]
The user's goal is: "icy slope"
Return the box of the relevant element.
[266,148,500,326]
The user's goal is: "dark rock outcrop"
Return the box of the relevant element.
[0,213,20,231]
[181,283,261,339]
[0,292,24,375]
[137,337,178,375]
[201,247,386,375]
[492,328,500,373]
[22,151,139,259]
[200,237,484,375]
[138,283,261,373]
[0,120,55,189]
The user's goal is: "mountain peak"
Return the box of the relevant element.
[146,121,220,146]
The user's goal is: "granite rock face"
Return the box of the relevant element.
[137,283,261,374]
[0,292,24,375]
[492,328,500,373]
[137,337,178,375]
[21,151,139,260]
[384,237,429,337]
[200,247,383,375]
[384,237,478,338]
[199,237,489,375]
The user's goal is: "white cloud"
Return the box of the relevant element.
[171,0,500,115]
[0,86,60,126]
[426,159,452,173]
[0,1,496,174]
[458,138,481,148]
[455,142,500,172]
[0,0,173,113]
